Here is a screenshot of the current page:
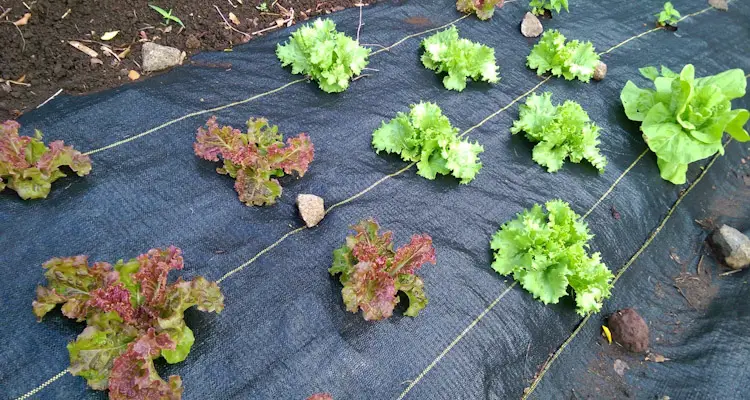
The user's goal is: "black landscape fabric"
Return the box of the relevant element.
[2,0,750,399]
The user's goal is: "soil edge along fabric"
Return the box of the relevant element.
[2,0,749,399]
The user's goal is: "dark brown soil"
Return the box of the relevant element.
[0,0,376,120]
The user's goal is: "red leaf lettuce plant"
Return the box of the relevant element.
[1,120,91,199]
[329,219,437,321]
[194,116,314,206]
[33,246,224,400]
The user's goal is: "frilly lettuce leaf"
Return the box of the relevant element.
[456,0,505,20]
[621,64,748,184]
[372,102,484,183]
[511,92,607,173]
[33,247,224,398]
[527,30,599,82]
[491,200,613,315]
[530,0,569,15]
[421,26,500,92]
[329,219,436,321]
[276,19,370,93]
[194,116,314,206]
[0,120,91,199]
[108,329,183,400]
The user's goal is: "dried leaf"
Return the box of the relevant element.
[117,47,131,59]
[13,12,31,26]
[646,352,670,363]
[229,12,241,25]
[68,41,99,58]
[275,18,285,27]
[602,325,612,344]
[128,70,141,81]
[16,75,26,83]
[101,30,120,41]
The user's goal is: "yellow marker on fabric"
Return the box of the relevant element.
[602,325,612,344]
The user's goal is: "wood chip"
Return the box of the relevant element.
[228,12,240,25]
[101,30,120,41]
[128,70,141,80]
[13,12,31,26]
[645,352,670,363]
[68,41,99,57]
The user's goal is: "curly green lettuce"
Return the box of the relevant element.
[194,116,314,206]
[456,0,504,20]
[530,0,569,15]
[421,26,499,91]
[620,65,749,184]
[372,102,484,183]
[33,247,224,399]
[0,120,91,200]
[491,200,613,315]
[276,18,370,93]
[511,92,607,173]
[329,219,436,321]
[527,29,599,82]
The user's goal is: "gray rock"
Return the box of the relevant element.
[141,42,185,72]
[712,225,750,269]
[297,194,325,228]
[593,62,608,81]
[521,12,543,38]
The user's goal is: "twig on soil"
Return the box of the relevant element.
[36,89,63,109]
[361,43,387,50]
[0,7,12,20]
[214,4,252,38]
[228,0,238,7]
[356,3,364,43]
[352,74,372,81]
[362,67,379,72]
[2,21,26,51]
[674,285,698,310]
[719,269,743,277]
[61,8,71,19]
[0,78,31,87]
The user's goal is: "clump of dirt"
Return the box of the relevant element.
[608,309,649,353]
[673,257,717,310]
[0,0,379,120]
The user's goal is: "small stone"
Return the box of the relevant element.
[521,12,543,38]
[297,194,325,228]
[709,0,729,11]
[128,70,141,81]
[90,58,103,68]
[185,35,201,50]
[712,225,750,269]
[593,62,608,81]
[608,308,649,353]
[141,42,184,72]
[613,359,629,377]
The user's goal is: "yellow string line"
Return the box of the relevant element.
[582,149,648,219]
[13,368,70,400]
[216,226,307,283]
[459,77,551,139]
[521,143,729,399]
[396,282,517,400]
[82,15,470,156]
[371,15,470,56]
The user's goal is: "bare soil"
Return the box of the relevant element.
[0,0,378,120]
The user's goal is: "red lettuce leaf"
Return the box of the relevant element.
[194,116,314,206]
[329,219,436,320]
[108,329,183,400]
[0,120,91,199]
[33,247,224,398]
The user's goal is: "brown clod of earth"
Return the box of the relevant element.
[673,256,717,310]
[297,194,325,228]
[608,308,649,353]
[593,62,608,81]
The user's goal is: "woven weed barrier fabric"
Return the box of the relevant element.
[2,0,749,399]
